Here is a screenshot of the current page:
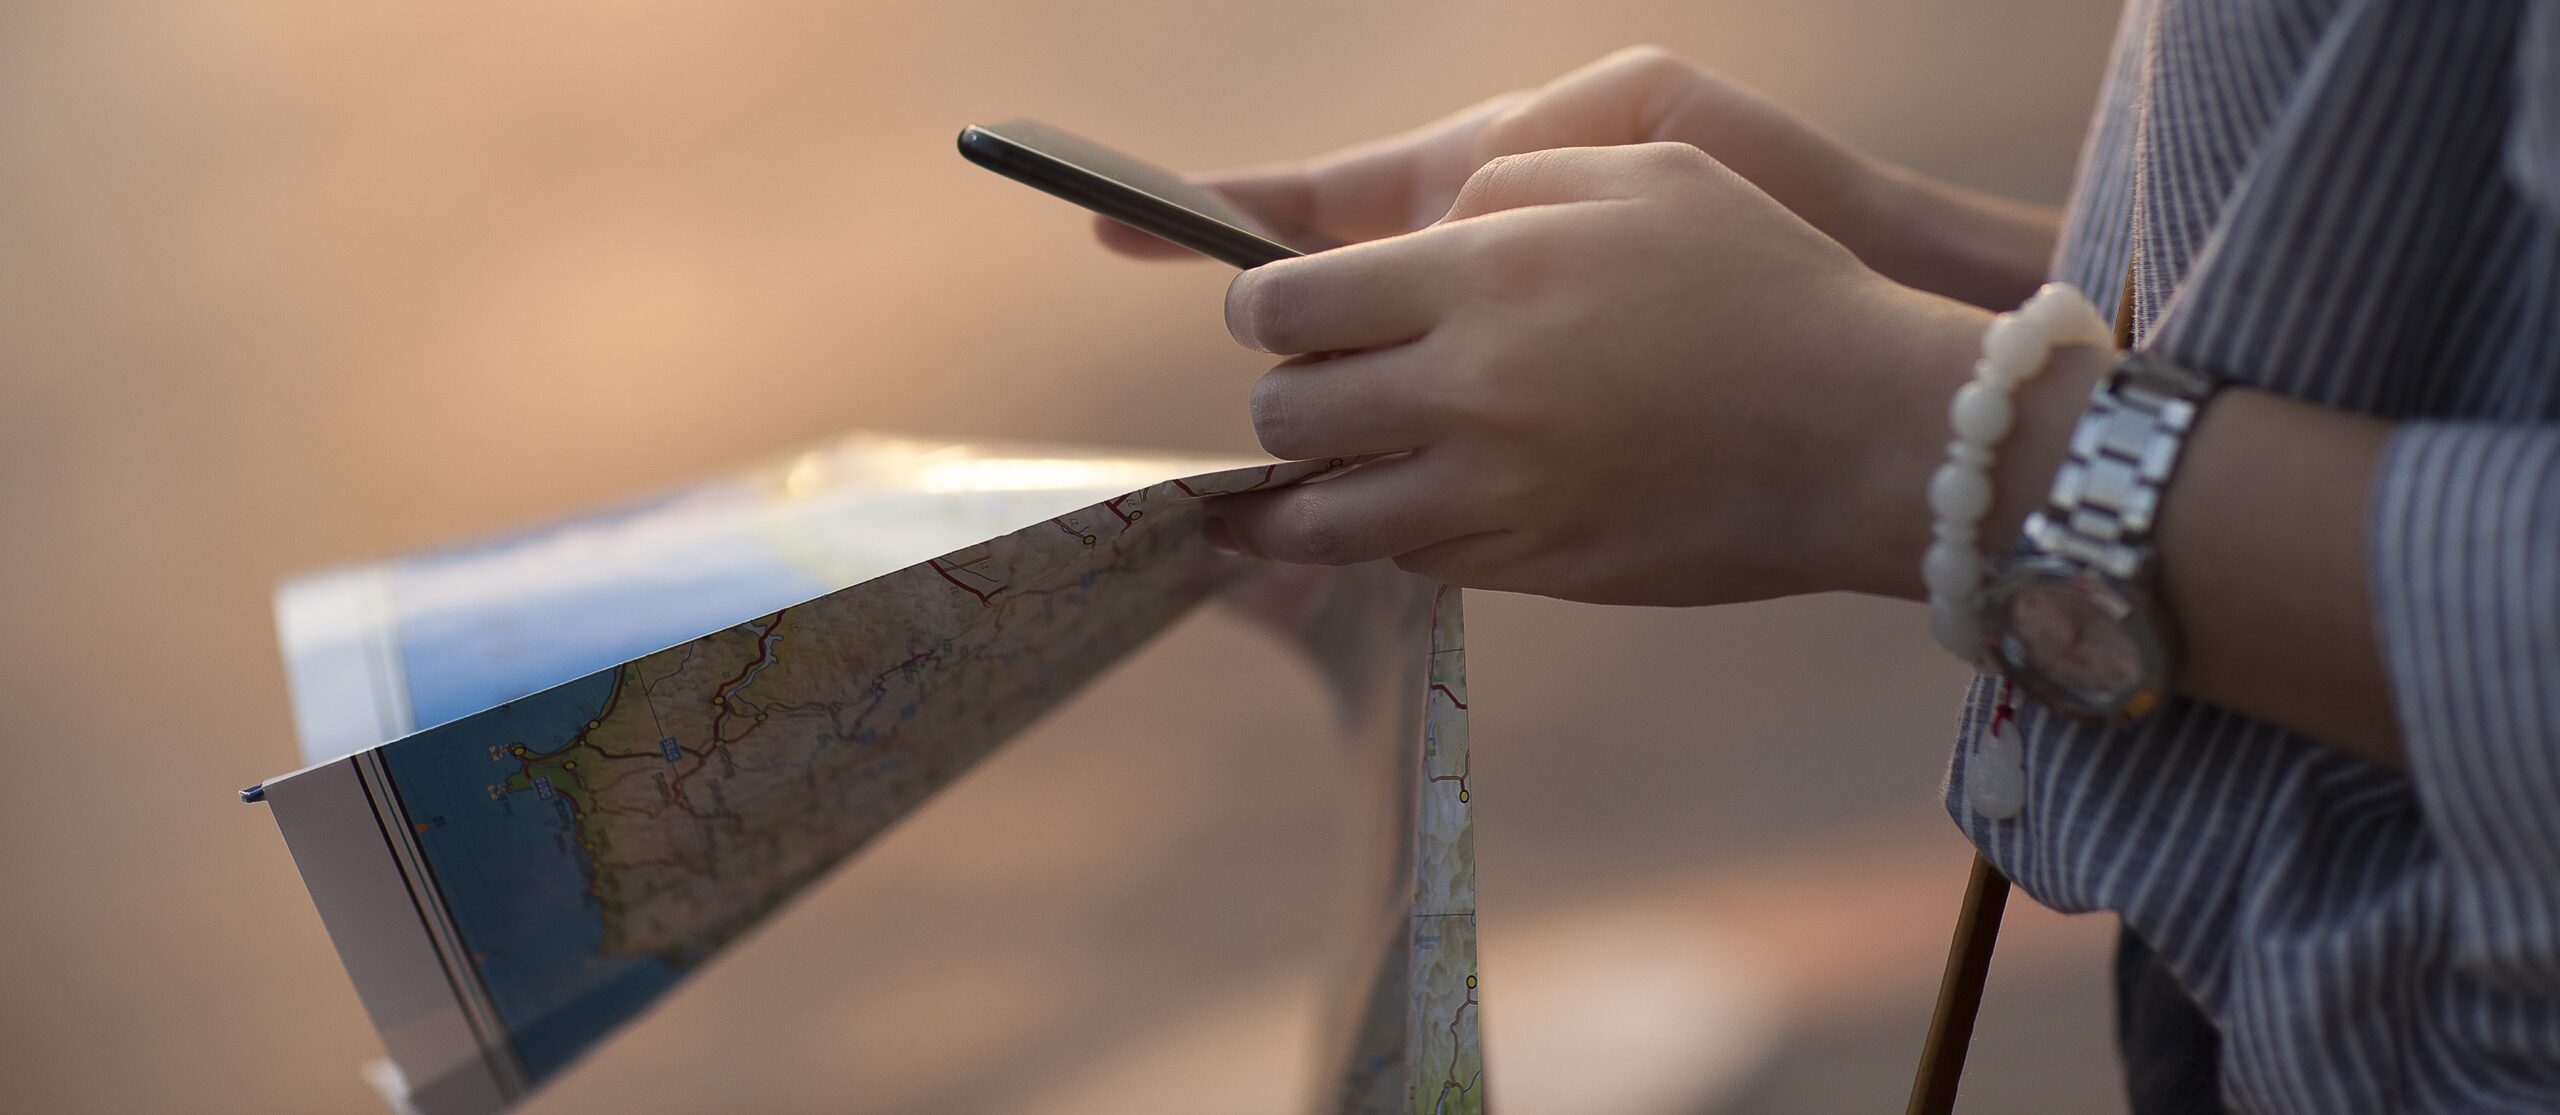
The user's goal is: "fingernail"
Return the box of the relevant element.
[1224,272,1262,352]
[1202,514,1242,556]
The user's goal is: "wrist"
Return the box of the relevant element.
[1984,343,2109,559]
[1852,289,2109,603]
[1839,287,1989,600]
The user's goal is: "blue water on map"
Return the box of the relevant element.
[321,444,1161,1088]
[378,669,684,1084]
[350,470,873,1086]
[389,486,830,734]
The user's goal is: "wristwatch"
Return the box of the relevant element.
[1981,351,2219,721]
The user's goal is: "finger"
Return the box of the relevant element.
[1093,49,1722,262]
[1208,455,1486,566]
[1223,232,1453,354]
[1246,343,1440,460]
[1278,92,1524,242]
[1441,141,1713,222]
[1098,92,1528,263]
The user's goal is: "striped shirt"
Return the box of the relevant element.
[1944,0,2560,1110]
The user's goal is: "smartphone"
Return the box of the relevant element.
[957,119,1320,269]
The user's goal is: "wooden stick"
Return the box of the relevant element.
[1904,852,2013,1115]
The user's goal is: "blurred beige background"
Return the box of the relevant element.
[1,2,2132,1112]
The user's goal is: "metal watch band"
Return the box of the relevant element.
[2020,351,2220,580]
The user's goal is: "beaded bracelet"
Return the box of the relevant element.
[1923,283,2111,669]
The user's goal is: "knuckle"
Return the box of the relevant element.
[1608,43,1687,82]
[1474,150,1532,179]
[1470,383,1544,439]
[1455,349,1555,436]
[1625,139,1712,175]
[1426,352,1517,430]
[1463,150,1542,202]
[1408,365,1471,424]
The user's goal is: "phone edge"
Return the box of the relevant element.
[956,125,1300,269]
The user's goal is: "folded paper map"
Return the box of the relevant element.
[250,434,1484,1114]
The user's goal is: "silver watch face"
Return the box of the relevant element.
[1983,555,2170,720]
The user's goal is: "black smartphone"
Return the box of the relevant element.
[958,119,1320,269]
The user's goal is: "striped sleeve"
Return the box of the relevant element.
[2371,423,2560,997]
[2507,1,2560,216]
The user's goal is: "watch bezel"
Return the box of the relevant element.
[1981,552,2174,721]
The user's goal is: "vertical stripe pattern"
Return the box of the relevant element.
[1945,0,2560,1110]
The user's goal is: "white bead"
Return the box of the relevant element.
[1967,727,2027,820]
[1923,540,1984,599]
[1950,380,2015,444]
[1928,461,1994,523]
[2023,283,2112,349]
[2019,283,2074,323]
[2019,284,2077,330]
[1930,603,1986,662]
[1922,282,2101,676]
[1980,313,2048,383]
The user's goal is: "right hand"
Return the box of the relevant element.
[1096,45,1894,269]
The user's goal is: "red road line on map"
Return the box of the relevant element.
[712,612,788,700]
[929,558,1002,606]
[663,750,739,826]
[1429,683,1467,709]
[707,612,789,744]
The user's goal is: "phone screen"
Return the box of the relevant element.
[958,119,1322,268]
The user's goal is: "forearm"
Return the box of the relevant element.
[1850,162,2063,312]
[1862,293,2403,768]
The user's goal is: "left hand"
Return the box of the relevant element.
[1205,142,1990,606]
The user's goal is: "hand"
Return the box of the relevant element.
[1098,45,2055,308]
[1201,142,1991,607]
